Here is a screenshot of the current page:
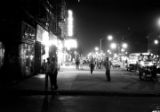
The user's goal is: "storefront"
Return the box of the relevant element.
[36,25,49,64]
[36,25,65,70]
[20,21,36,77]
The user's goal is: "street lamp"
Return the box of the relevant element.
[122,43,128,49]
[95,46,99,51]
[154,39,159,45]
[99,38,103,51]
[110,42,117,50]
[107,35,113,41]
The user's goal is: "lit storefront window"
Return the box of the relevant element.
[0,42,5,68]
[21,22,36,76]
[36,25,65,67]
[20,43,35,76]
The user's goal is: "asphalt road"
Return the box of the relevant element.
[57,68,160,94]
[1,94,160,112]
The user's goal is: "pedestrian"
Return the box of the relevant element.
[46,56,58,90]
[75,55,80,70]
[41,59,46,73]
[89,57,95,74]
[104,57,111,81]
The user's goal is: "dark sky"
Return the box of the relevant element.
[67,0,160,56]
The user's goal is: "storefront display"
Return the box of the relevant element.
[20,21,36,76]
[20,43,35,76]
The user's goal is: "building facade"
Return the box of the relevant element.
[0,0,68,86]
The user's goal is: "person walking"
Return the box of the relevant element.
[89,57,95,74]
[41,59,46,73]
[104,57,111,81]
[46,56,58,90]
[75,56,80,70]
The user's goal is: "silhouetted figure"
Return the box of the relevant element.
[89,57,95,74]
[104,57,111,81]
[46,56,58,90]
[41,59,46,73]
[75,56,80,70]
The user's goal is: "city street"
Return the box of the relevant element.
[58,67,160,94]
[10,65,160,94]
[1,66,160,112]
[2,1,160,112]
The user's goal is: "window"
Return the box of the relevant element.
[20,43,35,76]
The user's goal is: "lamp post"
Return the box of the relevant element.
[99,38,103,52]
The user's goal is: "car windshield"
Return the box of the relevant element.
[1,0,160,112]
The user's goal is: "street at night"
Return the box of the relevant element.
[1,0,160,112]
[8,66,160,94]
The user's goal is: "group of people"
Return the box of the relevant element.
[89,56,111,81]
[45,56,58,90]
[41,45,59,91]
[42,56,58,91]
[42,49,112,91]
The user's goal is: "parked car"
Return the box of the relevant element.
[111,58,121,69]
[127,53,140,71]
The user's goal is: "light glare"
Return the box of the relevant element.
[64,39,77,50]
[154,39,159,45]
[110,43,117,49]
[122,43,128,49]
[68,10,73,37]
[95,47,99,51]
[121,48,125,52]
[108,35,113,41]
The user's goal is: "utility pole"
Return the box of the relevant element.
[99,38,103,52]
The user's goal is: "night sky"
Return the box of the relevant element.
[67,0,160,56]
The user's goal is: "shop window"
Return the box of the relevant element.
[0,42,5,68]
[20,21,36,76]
[20,43,35,76]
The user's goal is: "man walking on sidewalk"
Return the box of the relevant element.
[45,45,58,91]
[46,56,58,90]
